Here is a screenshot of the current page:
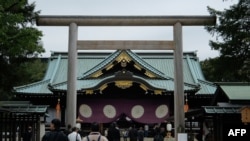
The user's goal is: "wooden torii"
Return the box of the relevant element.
[37,15,216,140]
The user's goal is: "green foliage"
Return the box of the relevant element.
[203,0,250,82]
[0,0,44,58]
[0,0,45,100]
[15,59,47,86]
[201,57,246,82]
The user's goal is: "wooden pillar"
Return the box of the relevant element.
[66,22,78,127]
[173,22,185,139]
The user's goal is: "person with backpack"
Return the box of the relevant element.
[82,122,108,141]
[68,127,81,141]
[41,118,69,141]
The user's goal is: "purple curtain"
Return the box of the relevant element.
[77,99,169,123]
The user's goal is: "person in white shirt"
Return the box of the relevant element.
[82,122,108,141]
[68,127,82,141]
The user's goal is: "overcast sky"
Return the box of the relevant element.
[29,0,237,61]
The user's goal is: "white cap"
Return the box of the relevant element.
[76,123,81,129]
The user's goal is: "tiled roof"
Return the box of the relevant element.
[203,106,241,114]
[126,50,167,79]
[51,76,199,92]
[218,82,250,100]
[13,79,52,94]
[0,101,48,114]
[78,50,122,79]
[13,50,216,95]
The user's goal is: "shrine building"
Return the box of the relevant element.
[13,49,217,135]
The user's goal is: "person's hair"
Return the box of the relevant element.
[91,122,99,132]
[72,127,77,132]
[67,124,72,129]
[51,118,61,130]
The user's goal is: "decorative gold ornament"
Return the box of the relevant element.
[85,90,94,95]
[121,59,127,67]
[145,71,156,78]
[154,90,162,95]
[100,84,108,91]
[92,71,103,78]
[115,81,133,89]
[106,64,114,70]
[140,84,148,91]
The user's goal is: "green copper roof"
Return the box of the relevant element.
[13,50,216,95]
[126,50,167,79]
[219,83,250,100]
[51,75,199,92]
[203,106,241,114]
[78,50,168,79]
[78,50,122,79]
[0,101,48,114]
[13,79,53,94]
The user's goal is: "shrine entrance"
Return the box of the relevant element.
[37,15,216,140]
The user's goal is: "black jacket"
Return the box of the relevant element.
[42,130,68,141]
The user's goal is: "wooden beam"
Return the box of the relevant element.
[36,15,216,26]
[77,40,174,50]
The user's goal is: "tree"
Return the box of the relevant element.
[201,57,244,82]
[203,0,250,82]
[0,0,45,100]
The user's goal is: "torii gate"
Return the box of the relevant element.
[37,15,215,140]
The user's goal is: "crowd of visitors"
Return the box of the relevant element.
[41,118,175,141]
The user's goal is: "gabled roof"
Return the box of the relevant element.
[78,50,168,79]
[219,83,250,100]
[213,82,250,104]
[13,50,216,95]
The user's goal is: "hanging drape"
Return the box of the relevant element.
[78,99,169,123]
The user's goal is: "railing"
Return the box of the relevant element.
[0,112,40,141]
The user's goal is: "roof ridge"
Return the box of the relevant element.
[13,79,50,91]
[78,50,122,79]
[125,50,171,79]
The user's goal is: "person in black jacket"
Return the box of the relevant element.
[128,126,138,141]
[42,118,68,141]
[22,126,32,141]
[107,122,120,141]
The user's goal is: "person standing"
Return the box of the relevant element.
[41,118,68,141]
[128,126,138,141]
[68,127,81,141]
[82,122,108,141]
[107,122,120,141]
[153,127,164,141]
[137,127,144,141]
[64,124,72,136]
[122,129,128,141]
[22,126,32,141]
